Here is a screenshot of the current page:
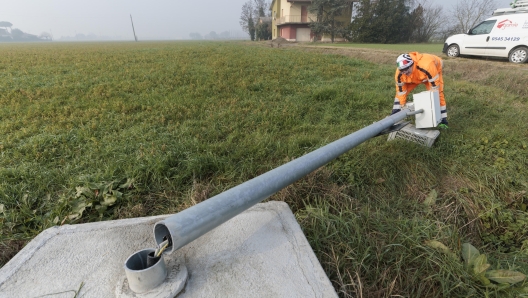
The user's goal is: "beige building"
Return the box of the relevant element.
[270,0,355,42]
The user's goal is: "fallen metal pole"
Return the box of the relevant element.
[154,109,419,253]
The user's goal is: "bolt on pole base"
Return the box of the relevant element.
[117,256,187,298]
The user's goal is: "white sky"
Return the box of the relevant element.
[0,0,514,41]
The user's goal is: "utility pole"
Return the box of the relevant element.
[130,14,138,41]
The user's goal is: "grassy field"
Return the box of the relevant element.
[1,41,528,297]
[310,42,445,55]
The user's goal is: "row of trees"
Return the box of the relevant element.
[347,0,497,43]
[0,21,52,42]
[240,0,498,43]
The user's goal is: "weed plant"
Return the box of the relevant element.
[0,41,527,297]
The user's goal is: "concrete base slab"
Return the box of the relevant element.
[0,201,337,298]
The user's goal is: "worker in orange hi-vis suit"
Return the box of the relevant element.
[391,52,448,128]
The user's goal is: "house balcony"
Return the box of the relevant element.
[276,15,310,25]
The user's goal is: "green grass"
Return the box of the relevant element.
[1,41,528,297]
[311,42,445,55]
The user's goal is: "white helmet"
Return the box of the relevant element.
[396,54,414,70]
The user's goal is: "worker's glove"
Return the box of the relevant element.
[391,109,401,115]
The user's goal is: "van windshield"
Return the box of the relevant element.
[468,20,497,35]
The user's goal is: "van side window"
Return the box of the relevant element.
[469,20,497,35]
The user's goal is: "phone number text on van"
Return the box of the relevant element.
[491,37,521,41]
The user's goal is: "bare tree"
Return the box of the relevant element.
[411,0,444,42]
[450,0,497,34]
[39,32,53,40]
[240,2,254,32]
[253,0,271,18]
[240,1,256,40]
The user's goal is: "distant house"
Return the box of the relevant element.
[270,0,355,42]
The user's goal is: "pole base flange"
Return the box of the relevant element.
[116,257,187,298]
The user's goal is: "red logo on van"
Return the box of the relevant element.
[497,19,512,28]
[497,19,518,29]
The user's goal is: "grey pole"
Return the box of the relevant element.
[154,109,418,253]
[130,14,138,42]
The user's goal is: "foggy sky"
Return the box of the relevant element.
[0,0,514,41]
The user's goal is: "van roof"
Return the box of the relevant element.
[493,0,528,15]
[511,0,528,8]
[492,8,528,15]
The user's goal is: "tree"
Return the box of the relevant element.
[255,19,271,40]
[253,0,271,40]
[39,32,53,40]
[240,1,256,40]
[205,31,218,40]
[241,0,270,41]
[409,0,444,42]
[405,2,425,42]
[450,0,497,33]
[0,21,13,29]
[248,14,256,41]
[349,0,416,43]
[252,0,270,18]
[189,32,203,40]
[309,0,351,43]
[11,28,24,39]
[256,19,272,40]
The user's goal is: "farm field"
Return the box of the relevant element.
[1,41,528,297]
[309,42,446,56]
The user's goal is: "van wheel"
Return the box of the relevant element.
[446,44,460,57]
[509,47,528,63]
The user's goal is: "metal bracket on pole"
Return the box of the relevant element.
[375,121,410,137]
[406,109,424,116]
[374,109,423,137]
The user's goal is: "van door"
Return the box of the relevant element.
[462,20,497,55]
[486,18,524,57]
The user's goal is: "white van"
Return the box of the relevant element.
[442,1,528,63]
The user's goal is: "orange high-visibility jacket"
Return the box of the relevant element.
[394,52,445,108]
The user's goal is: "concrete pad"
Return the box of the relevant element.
[0,201,337,298]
